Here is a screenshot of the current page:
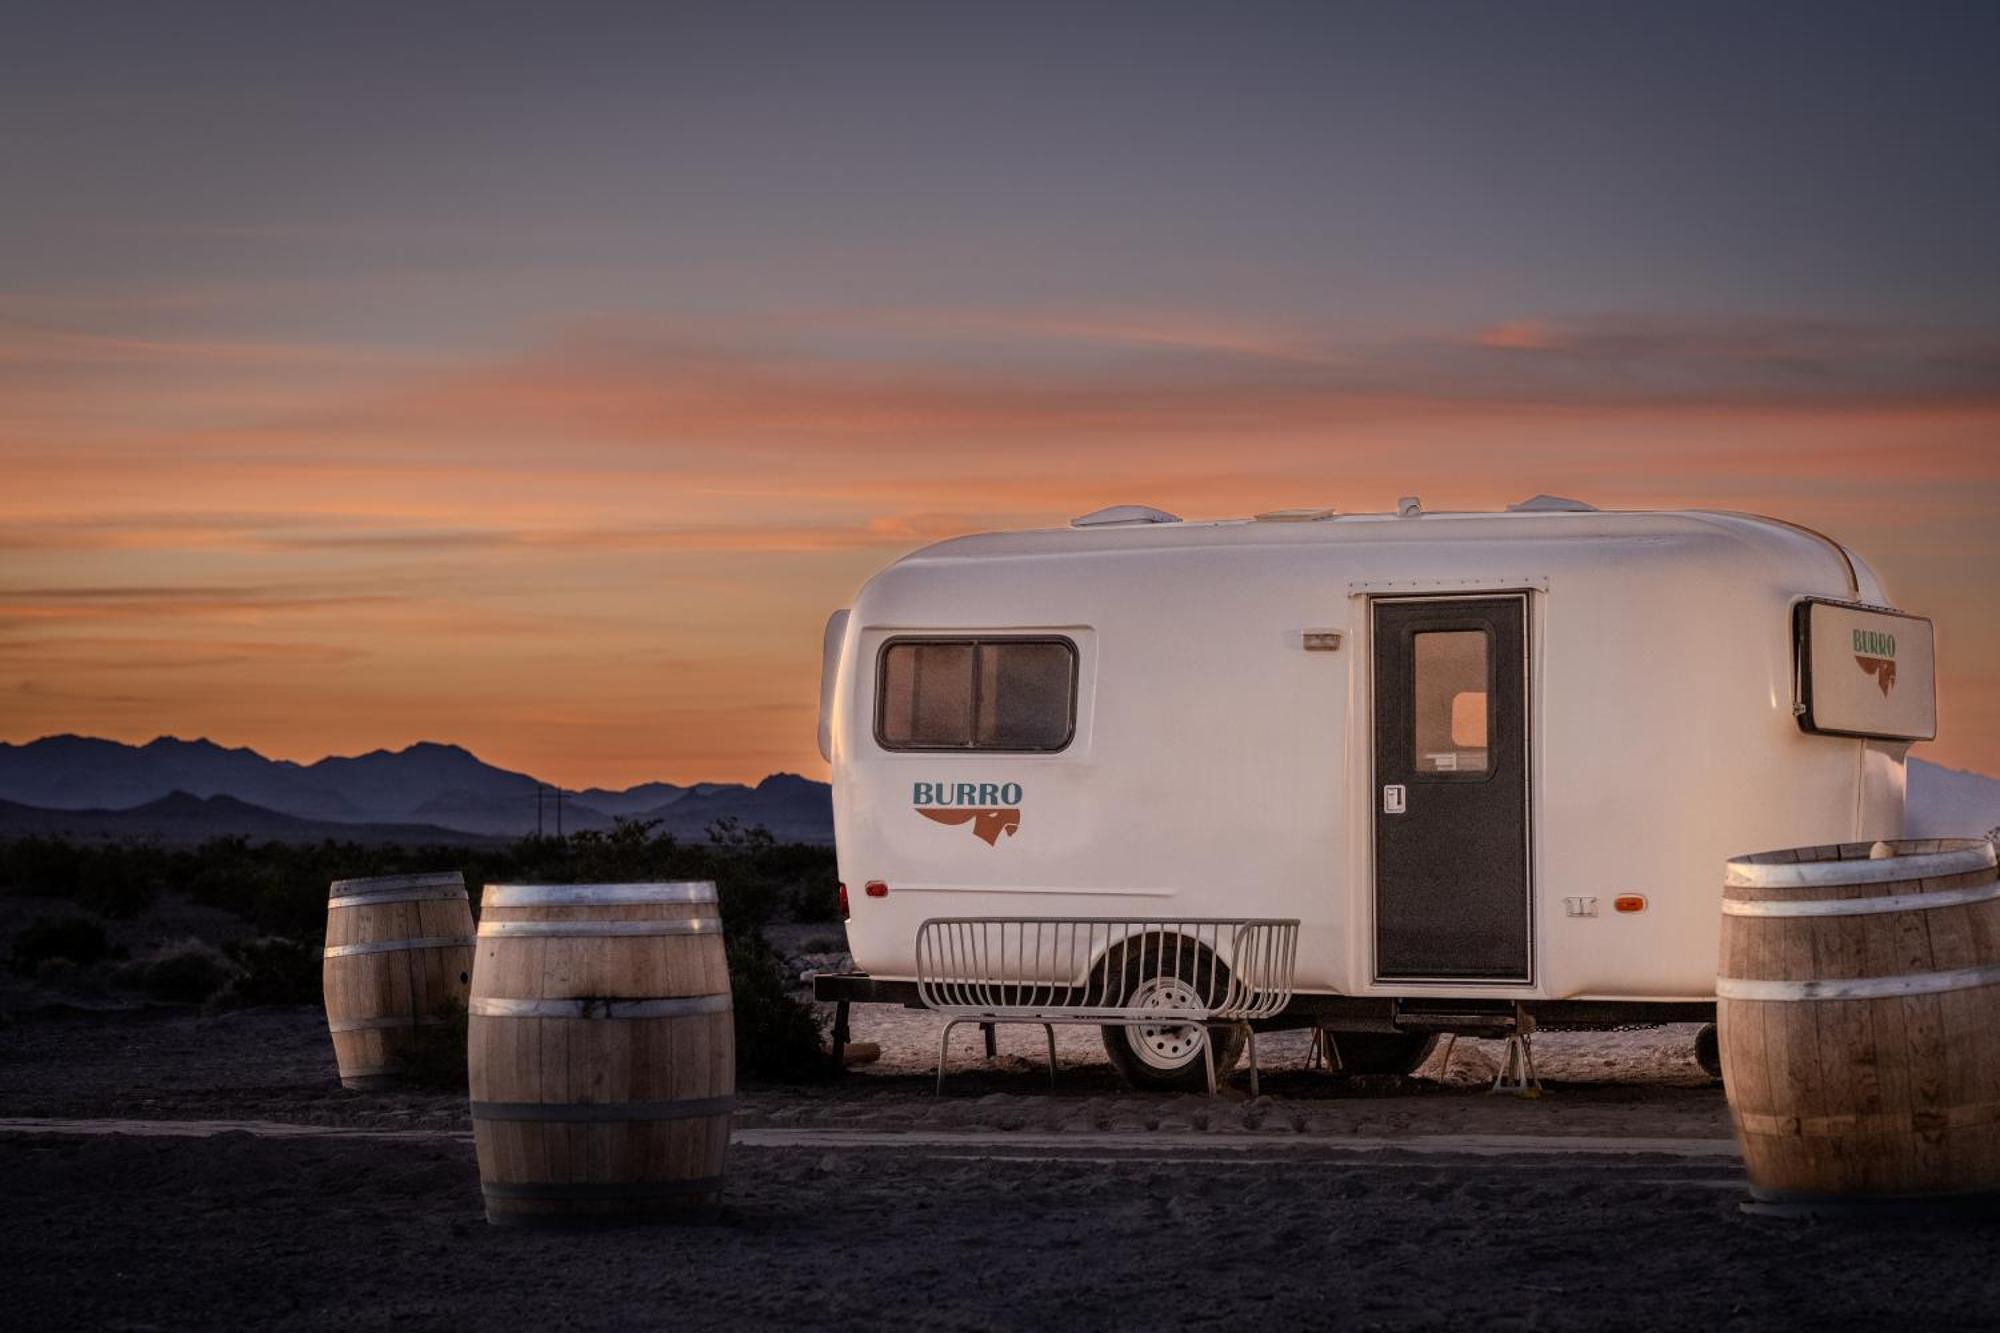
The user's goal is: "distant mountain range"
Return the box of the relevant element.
[0,734,1990,850]
[0,792,503,847]
[0,735,832,845]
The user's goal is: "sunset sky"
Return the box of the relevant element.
[3,3,1997,786]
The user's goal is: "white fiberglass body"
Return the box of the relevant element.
[820,504,1933,1005]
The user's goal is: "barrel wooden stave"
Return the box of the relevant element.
[1718,839,2000,1203]
[322,873,473,1089]
[468,883,734,1226]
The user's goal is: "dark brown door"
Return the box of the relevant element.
[1372,596,1531,981]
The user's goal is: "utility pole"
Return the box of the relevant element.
[555,786,564,839]
[536,785,545,838]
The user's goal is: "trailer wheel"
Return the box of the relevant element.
[1097,938,1246,1092]
[1327,1031,1437,1077]
[1693,1022,1721,1078]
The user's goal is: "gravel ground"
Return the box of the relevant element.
[2,1005,1995,1331]
[5,1122,1998,1332]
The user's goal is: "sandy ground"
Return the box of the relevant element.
[2,1005,1996,1331]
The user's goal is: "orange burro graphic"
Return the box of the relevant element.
[1854,655,1896,696]
[917,807,1021,846]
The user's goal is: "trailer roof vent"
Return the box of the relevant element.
[1253,507,1337,523]
[1071,505,1182,528]
[1506,494,1598,513]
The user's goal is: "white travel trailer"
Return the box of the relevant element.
[813,497,1938,1087]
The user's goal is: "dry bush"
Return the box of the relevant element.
[217,936,321,1007]
[9,914,119,975]
[134,939,238,1004]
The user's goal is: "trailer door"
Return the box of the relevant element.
[1372,595,1531,982]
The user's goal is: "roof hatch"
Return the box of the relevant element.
[1071,505,1181,528]
[1507,494,1598,513]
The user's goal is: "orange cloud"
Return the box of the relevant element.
[3,308,1997,784]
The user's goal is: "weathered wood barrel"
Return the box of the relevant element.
[322,871,475,1089]
[468,882,734,1227]
[1719,837,2000,1215]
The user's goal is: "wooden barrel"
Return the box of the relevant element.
[1719,837,2000,1214]
[468,882,734,1227]
[322,871,474,1089]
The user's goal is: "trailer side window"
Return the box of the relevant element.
[876,638,1076,752]
[1413,630,1491,775]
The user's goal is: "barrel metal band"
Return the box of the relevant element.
[1723,880,2000,918]
[328,887,470,910]
[480,1177,724,1201]
[323,935,473,958]
[471,1096,735,1123]
[1735,1099,2000,1139]
[469,993,732,1020]
[1725,843,1996,889]
[1717,961,2000,1002]
[482,883,718,908]
[328,1014,451,1034]
[477,918,720,939]
[329,874,465,898]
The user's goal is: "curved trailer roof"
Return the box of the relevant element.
[878,503,1879,606]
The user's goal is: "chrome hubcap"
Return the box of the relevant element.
[1126,976,1204,1070]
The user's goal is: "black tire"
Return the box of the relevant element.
[1693,1022,1721,1078]
[1095,935,1246,1092]
[1328,1031,1437,1077]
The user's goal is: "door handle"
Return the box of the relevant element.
[1382,784,1406,815]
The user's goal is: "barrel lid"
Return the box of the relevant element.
[482,882,719,908]
[327,871,465,898]
[1725,839,1996,889]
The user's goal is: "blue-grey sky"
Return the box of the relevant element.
[9,3,1997,337]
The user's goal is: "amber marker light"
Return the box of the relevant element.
[1614,895,1648,913]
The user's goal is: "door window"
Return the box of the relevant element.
[1412,629,1491,775]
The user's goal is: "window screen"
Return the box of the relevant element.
[877,639,1076,751]
[1413,630,1491,775]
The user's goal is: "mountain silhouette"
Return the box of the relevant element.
[0,791,500,846]
[0,734,1983,849]
[0,735,830,843]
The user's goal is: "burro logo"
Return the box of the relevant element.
[1851,627,1897,697]
[912,781,1023,846]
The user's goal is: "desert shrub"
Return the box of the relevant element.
[0,836,85,900]
[727,933,828,1082]
[0,825,840,1074]
[136,938,238,1003]
[0,838,157,916]
[74,847,159,918]
[9,914,117,975]
[219,935,322,1006]
[786,879,843,923]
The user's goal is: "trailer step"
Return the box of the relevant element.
[1391,1008,1520,1036]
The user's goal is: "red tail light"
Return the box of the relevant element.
[837,882,850,921]
[865,880,888,898]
